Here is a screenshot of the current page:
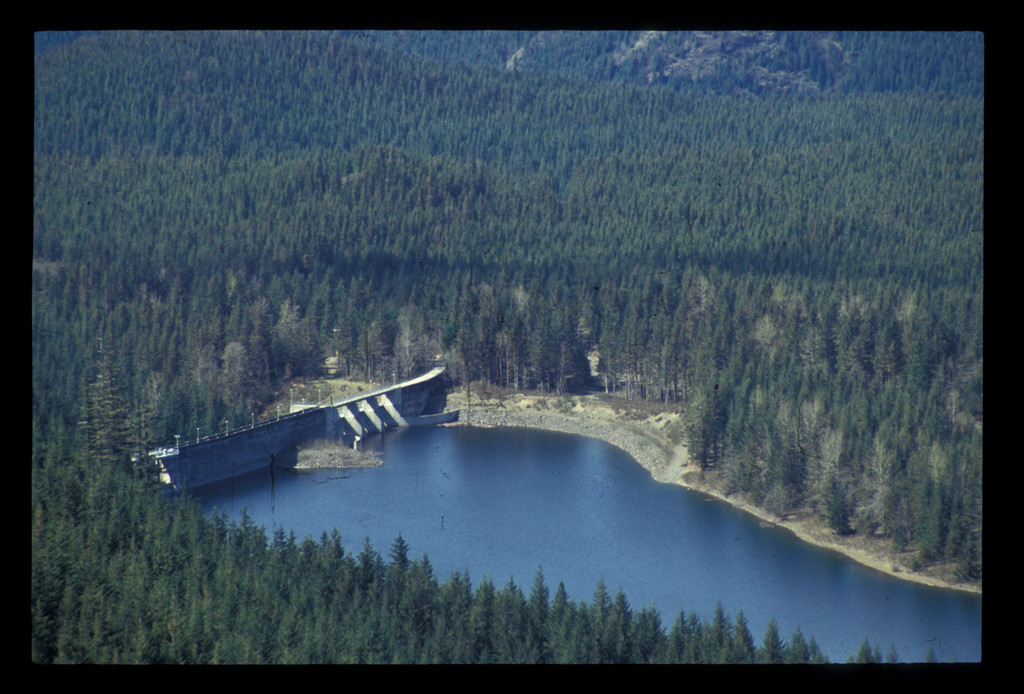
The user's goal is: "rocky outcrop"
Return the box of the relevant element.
[294,441,383,469]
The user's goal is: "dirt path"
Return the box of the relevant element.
[655,444,690,485]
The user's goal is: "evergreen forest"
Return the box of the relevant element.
[32,30,982,663]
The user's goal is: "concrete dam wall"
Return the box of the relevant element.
[152,367,457,491]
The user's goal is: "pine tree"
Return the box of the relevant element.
[729,610,756,663]
[601,589,632,664]
[492,577,527,663]
[469,577,496,663]
[357,537,384,593]
[708,601,731,661]
[82,346,133,475]
[388,534,411,576]
[545,582,573,663]
[786,626,811,663]
[630,605,665,664]
[851,638,881,663]
[666,610,690,664]
[760,617,785,664]
[825,471,852,535]
[526,568,550,663]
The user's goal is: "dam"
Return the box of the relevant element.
[150,366,458,491]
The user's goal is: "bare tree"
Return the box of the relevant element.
[394,309,421,379]
[221,341,250,402]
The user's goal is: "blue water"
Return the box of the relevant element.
[195,424,982,663]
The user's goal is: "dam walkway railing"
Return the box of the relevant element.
[151,366,446,459]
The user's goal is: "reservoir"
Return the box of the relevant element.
[194,424,982,663]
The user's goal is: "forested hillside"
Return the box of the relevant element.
[350,30,985,98]
[32,30,982,662]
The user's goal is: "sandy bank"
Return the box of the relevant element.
[446,389,981,596]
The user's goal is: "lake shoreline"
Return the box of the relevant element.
[445,389,981,597]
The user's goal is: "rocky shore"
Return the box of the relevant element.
[449,396,675,480]
[294,442,384,470]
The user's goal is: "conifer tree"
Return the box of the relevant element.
[729,610,756,664]
[787,626,811,664]
[630,605,666,664]
[666,610,690,664]
[851,638,881,663]
[825,471,853,535]
[82,345,132,475]
[469,577,496,663]
[709,601,731,661]
[760,617,785,664]
[526,568,551,663]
